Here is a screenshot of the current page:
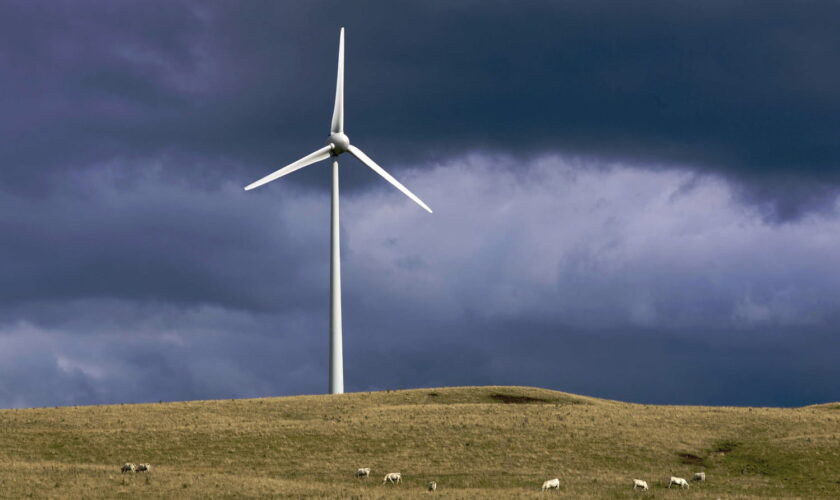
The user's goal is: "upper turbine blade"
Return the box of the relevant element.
[347,144,433,213]
[330,28,344,134]
[244,145,333,191]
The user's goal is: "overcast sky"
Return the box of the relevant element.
[2,1,839,408]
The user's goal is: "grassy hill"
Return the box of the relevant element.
[0,386,838,498]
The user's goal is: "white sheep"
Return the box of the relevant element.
[121,463,136,473]
[668,476,690,489]
[383,472,401,485]
[693,471,706,481]
[542,478,560,491]
[355,467,370,478]
[136,463,151,472]
[427,480,437,491]
[633,479,649,490]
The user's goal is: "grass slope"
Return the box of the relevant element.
[1,386,838,498]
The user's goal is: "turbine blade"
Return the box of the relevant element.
[244,145,333,191]
[330,28,344,134]
[348,144,433,213]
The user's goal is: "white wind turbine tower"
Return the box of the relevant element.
[244,28,432,395]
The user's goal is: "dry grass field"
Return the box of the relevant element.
[0,386,838,498]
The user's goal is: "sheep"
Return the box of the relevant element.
[136,463,151,472]
[383,472,401,485]
[693,471,706,481]
[427,480,437,492]
[355,467,371,479]
[121,463,136,473]
[632,479,649,490]
[541,478,560,491]
[668,476,690,489]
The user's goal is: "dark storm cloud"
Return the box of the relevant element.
[0,307,328,408]
[0,167,330,311]
[2,1,840,215]
[1,2,839,409]
[345,319,840,407]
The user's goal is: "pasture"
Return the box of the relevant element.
[0,386,838,498]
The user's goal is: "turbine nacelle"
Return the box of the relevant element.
[327,132,350,155]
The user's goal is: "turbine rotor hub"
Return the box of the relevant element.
[327,133,350,155]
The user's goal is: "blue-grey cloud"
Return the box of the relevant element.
[2,154,839,408]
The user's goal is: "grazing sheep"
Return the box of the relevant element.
[668,476,690,489]
[355,467,370,478]
[633,479,649,490]
[427,480,437,492]
[693,471,706,481]
[121,463,136,473]
[383,472,401,485]
[542,478,560,491]
[136,463,151,472]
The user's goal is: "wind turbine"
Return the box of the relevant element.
[244,28,432,395]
